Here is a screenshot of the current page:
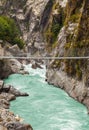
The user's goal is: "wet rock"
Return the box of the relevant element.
[19,71,29,75]
[8,85,29,97]
[19,92,29,96]
[31,63,37,69]
[32,62,43,69]
[35,63,43,69]
[3,85,29,97]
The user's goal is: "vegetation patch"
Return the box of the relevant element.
[44,2,65,50]
[0,16,25,49]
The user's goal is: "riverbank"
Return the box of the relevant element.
[0,59,44,130]
[0,57,33,130]
[0,79,33,130]
[46,68,89,112]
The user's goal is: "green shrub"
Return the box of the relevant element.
[51,23,62,39]
[45,22,62,47]
[0,16,24,49]
[13,37,25,49]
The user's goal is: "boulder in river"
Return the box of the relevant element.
[0,59,29,79]
[32,62,43,69]
[3,85,29,97]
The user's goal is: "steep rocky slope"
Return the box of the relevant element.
[45,0,89,111]
[0,0,49,55]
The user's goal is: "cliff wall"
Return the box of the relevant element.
[45,0,89,110]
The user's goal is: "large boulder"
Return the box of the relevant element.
[0,59,24,79]
[3,84,29,97]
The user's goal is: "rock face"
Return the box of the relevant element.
[0,80,32,130]
[0,0,49,55]
[45,0,89,110]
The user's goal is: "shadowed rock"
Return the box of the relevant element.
[5,122,33,130]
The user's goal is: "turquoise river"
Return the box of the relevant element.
[4,65,89,130]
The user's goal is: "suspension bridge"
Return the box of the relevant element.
[0,56,89,60]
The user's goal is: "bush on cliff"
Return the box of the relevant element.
[0,16,25,49]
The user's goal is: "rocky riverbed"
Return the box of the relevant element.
[0,56,43,130]
[0,56,33,130]
[0,79,33,130]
